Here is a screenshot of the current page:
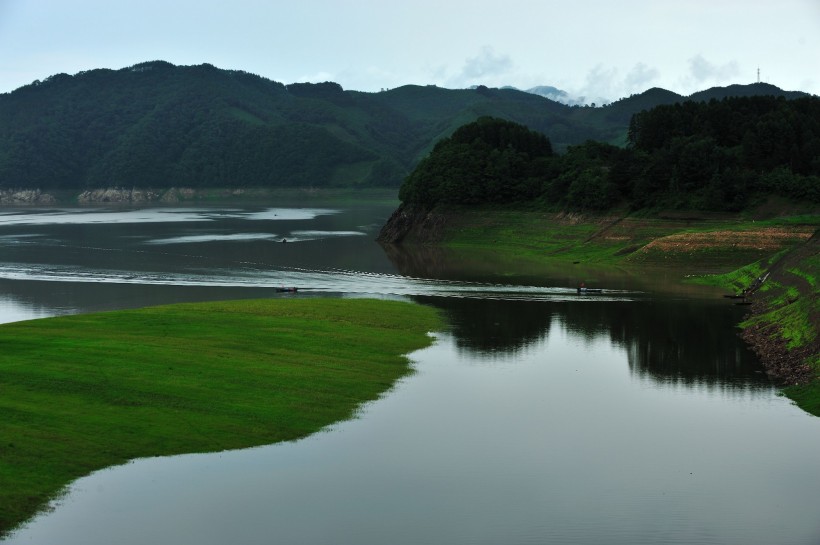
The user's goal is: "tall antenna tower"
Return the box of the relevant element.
[757,68,761,84]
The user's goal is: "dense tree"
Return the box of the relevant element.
[400,96,820,211]
[625,96,820,208]
[0,61,815,202]
[542,141,619,210]
[399,117,553,206]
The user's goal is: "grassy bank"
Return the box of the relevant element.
[0,298,442,537]
[416,204,819,416]
[690,232,820,415]
[436,205,816,273]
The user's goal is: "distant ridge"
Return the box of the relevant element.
[0,61,811,192]
[525,85,584,106]
[518,81,810,107]
[687,82,809,102]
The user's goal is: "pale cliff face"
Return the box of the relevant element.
[0,189,57,205]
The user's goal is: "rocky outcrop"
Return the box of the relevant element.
[159,187,198,203]
[77,188,163,203]
[0,189,57,205]
[376,204,449,244]
[1,186,337,205]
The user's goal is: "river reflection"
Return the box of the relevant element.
[2,204,819,545]
[416,295,765,390]
[6,329,817,545]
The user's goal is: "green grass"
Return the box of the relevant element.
[687,233,820,415]
[730,239,819,415]
[441,207,638,265]
[687,260,767,292]
[735,253,818,350]
[783,352,820,415]
[437,207,814,272]
[0,298,442,537]
[744,294,818,349]
[788,257,819,289]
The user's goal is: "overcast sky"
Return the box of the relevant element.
[1,0,818,102]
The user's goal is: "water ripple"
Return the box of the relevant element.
[0,263,636,302]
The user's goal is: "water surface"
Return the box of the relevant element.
[2,204,819,545]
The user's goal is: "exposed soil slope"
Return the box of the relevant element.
[739,230,819,385]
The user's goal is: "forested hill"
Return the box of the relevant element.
[398,98,820,213]
[0,60,810,190]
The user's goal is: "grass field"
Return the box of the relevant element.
[437,205,817,273]
[0,298,442,537]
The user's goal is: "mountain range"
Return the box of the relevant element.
[0,61,810,190]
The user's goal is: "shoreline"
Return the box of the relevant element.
[0,186,399,206]
[0,298,442,537]
[737,231,820,413]
[380,204,820,414]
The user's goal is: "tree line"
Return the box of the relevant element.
[399,96,820,211]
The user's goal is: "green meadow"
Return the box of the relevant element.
[437,206,817,270]
[0,298,442,536]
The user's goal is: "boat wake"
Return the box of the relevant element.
[0,263,635,302]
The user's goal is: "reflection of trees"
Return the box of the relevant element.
[418,295,768,389]
[380,244,461,279]
[558,299,767,388]
[414,296,552,355]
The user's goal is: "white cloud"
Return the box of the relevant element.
[624,62,660,90]
[566,62,662,105]
[447,46,513,87]
[684,54,740,87]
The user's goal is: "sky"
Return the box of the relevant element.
[0,0,818,103]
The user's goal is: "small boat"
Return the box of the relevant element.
[275,287,298,293]
[576,287,603,293]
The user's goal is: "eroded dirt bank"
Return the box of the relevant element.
[739,230,819,386]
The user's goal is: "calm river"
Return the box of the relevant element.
[2,203,819,545]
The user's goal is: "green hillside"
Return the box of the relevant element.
[0,61,811,191]
[394,98,820,213]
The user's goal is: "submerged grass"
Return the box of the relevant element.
[0,298,442,537]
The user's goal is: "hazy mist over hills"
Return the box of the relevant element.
[525,86,586,106]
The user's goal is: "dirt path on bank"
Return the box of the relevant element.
[740,229,819,385]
